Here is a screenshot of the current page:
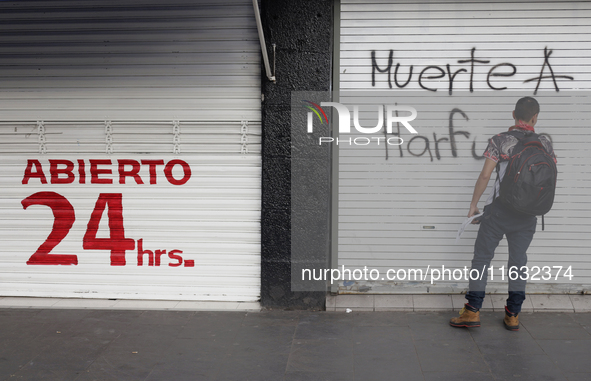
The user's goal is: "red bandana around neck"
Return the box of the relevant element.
[510,120,535,132]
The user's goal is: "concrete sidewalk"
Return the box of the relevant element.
[1,304,591,380]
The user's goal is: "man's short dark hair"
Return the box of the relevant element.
[514,97,540,122]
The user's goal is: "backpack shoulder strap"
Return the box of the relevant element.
[494,161,501,200]
[505,130,546,151]
[505,129,537,140]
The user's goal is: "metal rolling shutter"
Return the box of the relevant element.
[338,0,591,294]
[0,0,261,301]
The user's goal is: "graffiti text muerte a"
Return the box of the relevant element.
[371,47,574,95]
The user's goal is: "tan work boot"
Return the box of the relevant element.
[450,304,480,328]
[503,306,519,331]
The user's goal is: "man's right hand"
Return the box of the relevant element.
[468,205,481,224]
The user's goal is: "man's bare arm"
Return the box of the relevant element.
[468,158,497,218]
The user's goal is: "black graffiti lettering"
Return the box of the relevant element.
[394,132,404,158]
[457,47,491,93]
[394,63,413,88]
[389,131,551,162]
[383,105,404,160]
[446,64,468,95]
[472,139,485,160]
[419,66,445,92]
[523,47,574,95]
[433,133,450,161]
[377,107,552,162]
[371,50,394,88]
[383,126,389,160]
[384,129,405,160]
[487,63,517,91]
[382,108,468,161]
[383,107,390,160]
[449,108,470,158]
[371,50,414,89]
[407,136,433,162]
[370,47,574,94]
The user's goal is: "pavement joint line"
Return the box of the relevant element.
[1,294,590,312]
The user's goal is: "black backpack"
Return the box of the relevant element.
[496,130,557,228]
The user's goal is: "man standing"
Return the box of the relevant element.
[449,97,556,331]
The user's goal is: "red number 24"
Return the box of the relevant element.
[22,192,135,266]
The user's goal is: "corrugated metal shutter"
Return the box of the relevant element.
[0,0,261,301]
[337,0,591,294]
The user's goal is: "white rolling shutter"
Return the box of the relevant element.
[338,0,591,294]
[0,0,261,301]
